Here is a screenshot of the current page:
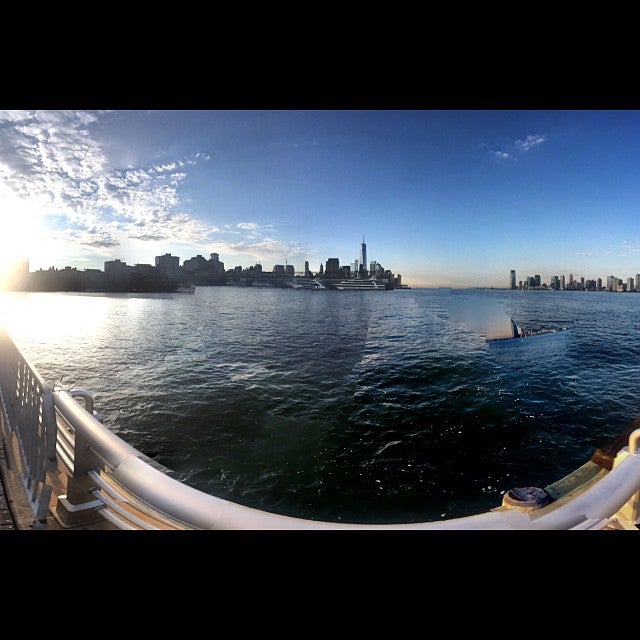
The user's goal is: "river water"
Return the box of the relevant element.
[1,286,638,524]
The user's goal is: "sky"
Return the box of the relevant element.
[1,109,640,288]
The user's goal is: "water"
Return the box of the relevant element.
[1,287,639,525]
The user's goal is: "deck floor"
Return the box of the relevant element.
[0,440,16,530]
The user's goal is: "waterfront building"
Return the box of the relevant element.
[83,269,104,290]
[628,277,635,292]
[155,253,179,279]
[104,259,129,290]
[209,253,225,274]
[182,255,209,273]
[325,258,340,277]
[131,263,155,277]
[561,275,565,290]
[510,270,516,289]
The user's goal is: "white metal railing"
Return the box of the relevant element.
[51,384,640,530]
[2,326,640,530]
[0,328,56,525]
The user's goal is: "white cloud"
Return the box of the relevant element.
[516,134,546,151]
[491,133,546,160]
[0,110,214,255]
[211,236,309,265]
[0,111,299,270]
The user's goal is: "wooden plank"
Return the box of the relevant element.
[0,439,16,530]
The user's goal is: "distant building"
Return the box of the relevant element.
[155,253,179,279]
[510,270,516,289]
[83,268,105,291]
[182,255,209,273]
[360,237,367,277]
[325,258,340,277]
[131,263,155,277]
[209,253,225,274]
[104,259,129,290]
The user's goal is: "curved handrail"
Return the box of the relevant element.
[52,387,640,530]
[628,429,640,454]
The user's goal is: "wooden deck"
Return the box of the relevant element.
[0,439,15,529]
[0,427,115,530]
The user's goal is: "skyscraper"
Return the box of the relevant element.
[510,269,516,289]
[360,236,367,277]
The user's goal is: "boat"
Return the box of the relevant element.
[1,325,639,530]
[486,318,569,342]
[290,277,326,290]
[335,278,390,291]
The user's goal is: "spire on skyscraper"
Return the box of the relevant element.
[360,235,368,278]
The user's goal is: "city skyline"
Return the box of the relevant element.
[3,110,640,288]
[511,268,640,292]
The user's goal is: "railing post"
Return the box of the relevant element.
[42,388,57,466]
[55,410,104,528]
[611,430,640,527]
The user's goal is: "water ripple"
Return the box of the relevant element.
[1,287,639,524]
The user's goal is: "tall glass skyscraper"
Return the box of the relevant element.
[510,269,517,289]
[360,236,367,277]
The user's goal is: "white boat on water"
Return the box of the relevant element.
[291,277,326,290]
[335,278,389,290]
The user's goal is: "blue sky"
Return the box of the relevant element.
[1,109,639,287]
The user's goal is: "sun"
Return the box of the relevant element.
[0,187,39,289]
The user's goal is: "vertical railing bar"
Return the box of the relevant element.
[0,328,55,523]
[43,388,57,464]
